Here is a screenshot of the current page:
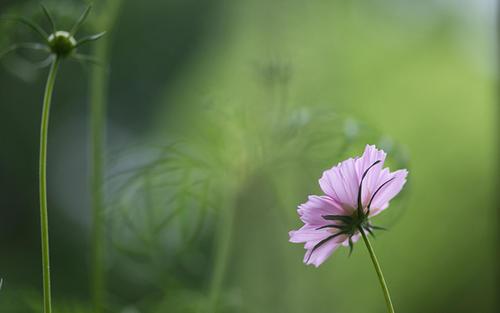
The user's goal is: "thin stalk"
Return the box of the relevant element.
[39,56,60,313]
[359,228,395,313]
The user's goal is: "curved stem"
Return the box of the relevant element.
[359,228,395,313]
[39,56,60,313]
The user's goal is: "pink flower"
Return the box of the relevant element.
[289,145,408,267]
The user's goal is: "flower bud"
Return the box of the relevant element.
[48,31,76,58]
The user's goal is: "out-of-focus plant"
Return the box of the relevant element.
[106,60,410,312]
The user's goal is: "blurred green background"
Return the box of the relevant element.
[0,0,497,312]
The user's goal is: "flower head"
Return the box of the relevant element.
[0,4,105,66]
[289,145,408,267]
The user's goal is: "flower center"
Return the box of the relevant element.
[48,31,77,57]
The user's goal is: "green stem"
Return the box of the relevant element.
[39,56,60,313]
[359,228,395,313]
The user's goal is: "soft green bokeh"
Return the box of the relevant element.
[0,0,496,312]
[154,2,496,311]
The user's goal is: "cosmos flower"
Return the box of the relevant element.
[289,145,408,267]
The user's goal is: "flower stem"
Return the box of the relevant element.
[359,228,395,313]
[39,56,60,313]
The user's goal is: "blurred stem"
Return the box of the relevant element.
[359,228,395,313]
[89,39,106,313]
[89,1,122,312]
[144,170,155,244]
[39,56,60,313]
[207,198,236,313]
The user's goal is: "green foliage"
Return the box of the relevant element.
[0,0,495,313]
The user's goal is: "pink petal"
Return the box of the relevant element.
[369,169,408,216]
[355,145,387,207]
[297,195,346,226]
[319,158,359,209]
[319,145,389,210]
[303,238,342,267]
[289,227,331,243]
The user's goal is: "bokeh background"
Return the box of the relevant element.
[0,0,498,312]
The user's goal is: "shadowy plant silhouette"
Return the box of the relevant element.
[104,60,410,312]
